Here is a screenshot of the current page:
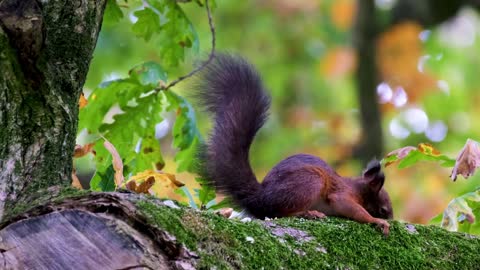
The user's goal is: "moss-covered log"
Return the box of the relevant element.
[0,0,106,219]
[1,189,478,269]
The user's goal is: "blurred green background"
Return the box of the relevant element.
[78,0,480,224]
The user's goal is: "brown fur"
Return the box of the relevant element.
[194,54,393,235]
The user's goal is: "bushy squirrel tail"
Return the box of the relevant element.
[194,54,270,216]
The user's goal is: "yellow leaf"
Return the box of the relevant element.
[79,92,88,108]
[102,137,124,188]
[130,170,184,187]
[128,170,184,195]
[418,143,441,156]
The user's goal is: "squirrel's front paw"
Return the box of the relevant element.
[375,218,390,236]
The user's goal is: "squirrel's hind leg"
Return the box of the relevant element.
[294,210,326,219]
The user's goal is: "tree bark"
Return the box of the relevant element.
[0,0,106,219]
[353,0,383,165]
[390,0,480,28]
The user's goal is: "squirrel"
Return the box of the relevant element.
[194,54,393,235]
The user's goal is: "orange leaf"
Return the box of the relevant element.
[79,92,88,108]
[136,176,155,194]
[451,139,480,181]
[331,0,356,30]
[376,22,437,105]
[125,180,137,191]
[319,47,356,79]
[103,138,124,187]
[71,169,83,189]
[418,143,441,156]
[73,143,95,158]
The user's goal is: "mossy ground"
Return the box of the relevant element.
[6,190,479,270]
[138,200,480,270]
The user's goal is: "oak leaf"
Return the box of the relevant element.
[450,139,480,181]
[127,170,184,195]
[73,143,95,158]
[441,190,480,231]
[384,146,417,167]
[384,143,453,168]
[125,176,156,194]
[79,92,88,108]
[71,169,83,189]
[102,137,124,188]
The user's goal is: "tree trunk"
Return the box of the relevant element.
[0,0,106,219]
[353,0,383,165]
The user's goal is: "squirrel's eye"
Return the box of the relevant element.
[379,207,388,215]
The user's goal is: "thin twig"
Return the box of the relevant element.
[157,0,215,92]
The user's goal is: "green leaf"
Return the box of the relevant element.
[79,80,129,133]
[134,136,165,173]
[381,154,398,166]
[90,164,116,191]
[176,186,198,209]
[195,182,216,208]
[79,79,155,133]
[397,150,455,168]
[398,151,423,169]
[132,8,161,42]
[129,61,168,87]
[135,0,199,67]
[385,144,456,170]
[82,61,171,191]
[80,61,166,134]
[98,93,163,163]
[101,93,162,137]
[207,198,234,210]
[164,91,203,172]
[89,93,164,189]
[175,137,200,172]
[166,91,199,148]
[103,0,124,26]
[440,189,480,233]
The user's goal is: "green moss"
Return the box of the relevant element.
[137,200,480,270]
[2,187,89,223]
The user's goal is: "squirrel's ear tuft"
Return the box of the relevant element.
[363,159,381,178]
[363,159,385,193]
